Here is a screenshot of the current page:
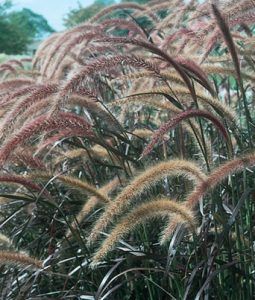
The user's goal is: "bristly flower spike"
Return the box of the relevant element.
[87,159,206,245]
[91,199,195,266]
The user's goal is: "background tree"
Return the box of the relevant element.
[63,0,115,28]
[0,1,54,54]
[63,0,150,28]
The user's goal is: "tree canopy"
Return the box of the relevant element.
[0,1,54,54]
[63,0,152,39]
[63,0,115,28]
[63,0,149,29]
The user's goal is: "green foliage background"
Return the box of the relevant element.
[0,0,54,54]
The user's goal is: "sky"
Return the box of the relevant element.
[12,0,95,31]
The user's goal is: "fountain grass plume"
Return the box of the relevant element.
[52,54,160,112]
[70,95,120,131]
[48,31,105,79]
[0,250,43,270]
[87,159,206,245]
[28,172,109,204]
[0,84,43,107]
[66,177,120,239]
[160,152,255,243]
[32,32,60,69]
[0,63,17,75]
[0,112,94,167]
[0,83,59,143]
[91,199,195,266]
[0,79,35,97]
[110,97,212,162]
[90,3,147,23]
[0,174,50,199]
[39,26,98,76]
[96,36,214,100]
[187,152,255,209]
[6,59,23,69]
[0,233,14,250]
[123,86,237,126]
[10,151,46,170]
[112,70,184,86]
[203,65,255,82]
[53,146,108,167]
[100,18,147,39]
[109,95,181,114]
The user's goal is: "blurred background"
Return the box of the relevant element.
[0,0,145,60]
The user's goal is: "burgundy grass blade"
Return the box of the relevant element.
[211,4,241,83]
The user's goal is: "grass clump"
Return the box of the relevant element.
[0,0,254,299]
